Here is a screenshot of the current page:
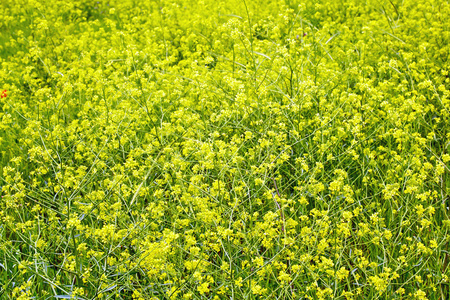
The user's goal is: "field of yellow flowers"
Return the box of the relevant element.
[1,0,449,299]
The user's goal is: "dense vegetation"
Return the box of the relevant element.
[0,0,449,299]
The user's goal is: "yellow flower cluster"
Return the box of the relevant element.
[0,0,449,298]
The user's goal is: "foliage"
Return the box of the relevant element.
[0,0,449,299]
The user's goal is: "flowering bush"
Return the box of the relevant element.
[0,0,449,299]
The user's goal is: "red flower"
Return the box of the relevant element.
[1,90,6,98]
